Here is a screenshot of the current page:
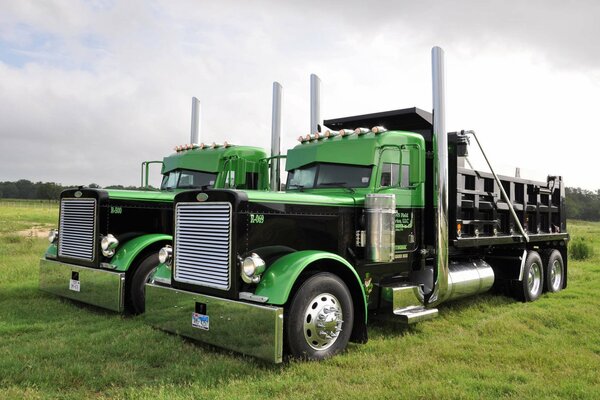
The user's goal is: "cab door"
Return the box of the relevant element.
[376,146,423,261]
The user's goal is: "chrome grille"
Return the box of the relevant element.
[58,198,96,261]
[174,202,232,290]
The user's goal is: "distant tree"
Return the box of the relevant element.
[88,183,101,188]
[15,179,35,199]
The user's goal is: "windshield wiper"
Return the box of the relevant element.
[318,182,355,193]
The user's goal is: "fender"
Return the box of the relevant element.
[110,234,172,272]
[255,250,367,322]
[45,243,58,258]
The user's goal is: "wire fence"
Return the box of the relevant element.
[0,199,59,209]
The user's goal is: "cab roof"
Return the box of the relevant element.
[162,145,267,174]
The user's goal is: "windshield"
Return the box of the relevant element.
[160,169,218,190]
[286,163,372,190]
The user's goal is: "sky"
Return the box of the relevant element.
[0,0,599,189]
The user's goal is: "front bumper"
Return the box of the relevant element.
[39,258,125,312]
[144,283,284,363]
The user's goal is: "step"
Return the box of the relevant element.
[393,306,439,325]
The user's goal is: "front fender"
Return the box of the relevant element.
[255,250,366,317]
[111,234,172,272]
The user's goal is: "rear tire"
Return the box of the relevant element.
[128,253,160,314]
[544,249,564,293]
[286,272,353,360]
[512,250,544,302]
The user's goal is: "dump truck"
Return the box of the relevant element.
[39,89,285,313]
[145,47,569,362]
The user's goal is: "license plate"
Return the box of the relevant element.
[69,279,80,292]
[192,312,209,330]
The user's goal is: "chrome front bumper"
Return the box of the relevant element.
[144,283,284,363]
[39,258,125,312]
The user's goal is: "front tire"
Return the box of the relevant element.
[128,253,160,314]
[286,272,354,360]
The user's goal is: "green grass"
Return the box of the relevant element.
[1,210,599,399]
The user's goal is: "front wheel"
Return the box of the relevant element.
[127,253,160,314]
[286,272,354,360]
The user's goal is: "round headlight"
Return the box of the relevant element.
[159,245,172,265]
[48,229,59,244]
[101,234,119,257]
[240,253,266,284]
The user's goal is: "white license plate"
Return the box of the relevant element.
[192,312,209,330]
[69,279,80,292]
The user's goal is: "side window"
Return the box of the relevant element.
[225,170,236,188]
[380,163,400,187]
[400,149,411,188]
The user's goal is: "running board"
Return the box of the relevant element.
[394,306,439,324]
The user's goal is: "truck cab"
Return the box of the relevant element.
[40,143,269,314]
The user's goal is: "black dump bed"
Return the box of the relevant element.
[449,158,568,248]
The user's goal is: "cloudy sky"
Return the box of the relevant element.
[1,0,599,189]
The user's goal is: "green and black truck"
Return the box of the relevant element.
[144,48,569,362]
[39,91,282,313]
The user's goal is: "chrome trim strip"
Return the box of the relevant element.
[39,258,125,312]
[144,284,284,363]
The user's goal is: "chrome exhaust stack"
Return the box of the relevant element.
[310,74,322,134]
[190,96,201,145]
[270,82,283,191]
[427,46,450,306]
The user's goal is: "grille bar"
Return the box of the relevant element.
[174,202,232,290]
[58,199,96,261]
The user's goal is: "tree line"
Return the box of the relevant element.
[1,180,598,221]
[0,180,147,200]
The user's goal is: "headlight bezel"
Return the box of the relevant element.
[48,229,59,244]
[240,253,266,284]
[100,234,119,258]
[158,245,173,266]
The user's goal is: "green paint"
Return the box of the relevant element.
[45,243,57,258]
[153,263,172,281]
[110,234,172,272]
[162,146,267,175]
[254,250,367,322]
[286,130,424,170]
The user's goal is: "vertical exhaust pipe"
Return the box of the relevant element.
[427,46,449,306]
[270,82,283,191]
[190,97,201,144]
[310,74,322,134]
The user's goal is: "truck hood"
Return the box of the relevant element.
[105,189,179,203]
[245,190,363,207]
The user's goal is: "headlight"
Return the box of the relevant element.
[240,253,266,284]
[159,245,172,266]
[100,234,119,257]
[48,229,59,244]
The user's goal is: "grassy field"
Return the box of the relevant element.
[1,203,599,399]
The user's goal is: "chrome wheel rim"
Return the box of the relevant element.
[303,293,343,351]
[550,259,563,291]
[528,262,542,296]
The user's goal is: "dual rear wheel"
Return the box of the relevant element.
[513,249,564,302]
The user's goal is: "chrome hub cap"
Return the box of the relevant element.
[303,293,343,350]
[550,260,563,291]
[528,262,542,295]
